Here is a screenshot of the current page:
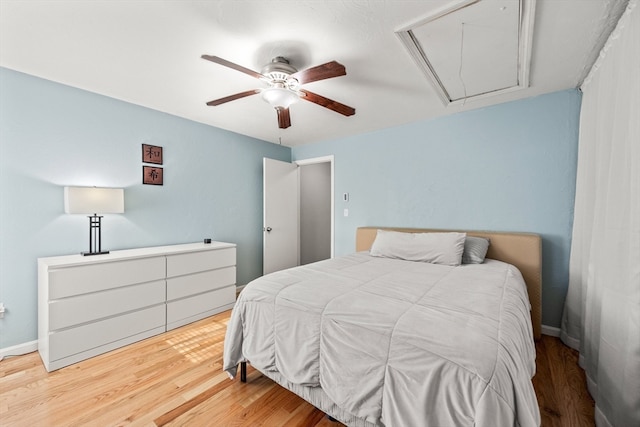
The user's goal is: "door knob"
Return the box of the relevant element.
[265,227,272,232]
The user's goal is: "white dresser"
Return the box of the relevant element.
[38,241,236,372]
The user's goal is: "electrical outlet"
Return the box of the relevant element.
[0,303,5,319]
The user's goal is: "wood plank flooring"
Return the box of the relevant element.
[533,333,595,426]
[1,310,594,426]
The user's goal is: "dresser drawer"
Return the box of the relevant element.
[167,286,235,326]
[166,247,235,278]
[166,267,235,301]
[49,279,166,331]
[49,257,165,299]
[49,304,165,362]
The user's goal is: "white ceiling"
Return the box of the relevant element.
[0,0,628,147]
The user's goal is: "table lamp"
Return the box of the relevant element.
[64,186,124,255]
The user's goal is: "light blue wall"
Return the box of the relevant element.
[0,67,290,349]
[293,89,581,328]
[0,65,580,349]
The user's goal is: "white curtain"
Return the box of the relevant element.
[560,1,640,426]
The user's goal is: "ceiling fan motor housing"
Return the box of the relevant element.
[262,57,299,89]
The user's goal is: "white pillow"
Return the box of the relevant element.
[369,230,466,266]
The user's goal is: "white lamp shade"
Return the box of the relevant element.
[64,187,124,214]
[261,87,299,109]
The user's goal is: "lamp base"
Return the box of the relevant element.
[82,251,110,256]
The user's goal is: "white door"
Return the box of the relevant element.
[263,158,299,275]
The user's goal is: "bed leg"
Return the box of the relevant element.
[326,415,338,422]
[240,361,247,383]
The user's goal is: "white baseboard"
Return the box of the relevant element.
[0,340,38,361]
[541,324,561,337]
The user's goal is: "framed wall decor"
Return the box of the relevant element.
[142,144,163,165]
[143,166,163,185]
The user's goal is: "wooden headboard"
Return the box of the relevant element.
[356,227,542,340]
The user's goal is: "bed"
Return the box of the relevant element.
[223,227,542,426]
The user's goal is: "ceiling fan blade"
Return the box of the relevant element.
[201,55,264,79]
[293,61,346,85]
[206,89,260,106]
[276,107,291,129]
[300,89,355,117]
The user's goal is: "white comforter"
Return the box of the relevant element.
[223,253,540,427]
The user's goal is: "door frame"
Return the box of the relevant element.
[294,155,335,258]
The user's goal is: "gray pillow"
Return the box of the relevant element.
[462,236,491,264]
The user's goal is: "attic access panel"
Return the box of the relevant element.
[396,0,536,106]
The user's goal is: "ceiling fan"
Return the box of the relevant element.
[201,55,356,129]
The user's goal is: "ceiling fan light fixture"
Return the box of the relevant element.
[261,86,299,109]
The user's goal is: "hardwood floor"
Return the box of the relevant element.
[0,310,594,426]
[533,335,595,426]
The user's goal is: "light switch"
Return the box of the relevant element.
[343,208,349,217]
